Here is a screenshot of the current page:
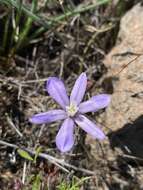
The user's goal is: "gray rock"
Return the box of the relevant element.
[103,3,143,133]
[85,4,143,187]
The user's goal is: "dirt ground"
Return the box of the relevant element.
[0,0,143,189]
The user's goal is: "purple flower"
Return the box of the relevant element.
[29,73,110,152]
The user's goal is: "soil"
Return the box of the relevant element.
[0,0,143,189]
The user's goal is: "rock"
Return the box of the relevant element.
[103,3,143,132]
[86,3,143,162]
[84,4,143,188]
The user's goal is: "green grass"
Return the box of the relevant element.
[0,0,111,57]
[57,176,91,190]
[0,0,110,28]
[22,174,91,190]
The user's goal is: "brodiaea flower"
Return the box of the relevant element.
[29,73,110,152]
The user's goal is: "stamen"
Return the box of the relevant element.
[66,102,78,117]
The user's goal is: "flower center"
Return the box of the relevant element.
[66,102,78,117]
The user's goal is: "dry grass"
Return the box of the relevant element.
[0,0,142,189]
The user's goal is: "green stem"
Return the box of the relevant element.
[16,0,111,46]
[14,0,38,51]
[2,13,10,52]
[52,0,110,23]
[14,27,46,50]
[0,0,110,29]
[9,0,23,53]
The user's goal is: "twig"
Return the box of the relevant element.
[0,140,96,175]
[0,140,18,148]
[6,115,23,137]
[0,140,69,173]
[116,54,143,76]
[122,154,143,161]
[59,53,64,78]
[21,78,48,84]
[22,161,27,184]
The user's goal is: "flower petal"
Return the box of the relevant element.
[46,77,69,109]
[79,94,111,114]
[56,118,74,152]
[70,73,87,105]
[29,110,67,124]
[75,115,105,140]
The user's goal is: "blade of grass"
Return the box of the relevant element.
[10,0,38,55]
[51,0,111,23]
[70,177,91,190]
[0,0,49,27]
[10,0,23,52]
[0,0,111,29]
[0,0,111,54]
[2,12,11,51]
[14,0,23,38]
[18,0,111,48]
[15,0,38,50]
